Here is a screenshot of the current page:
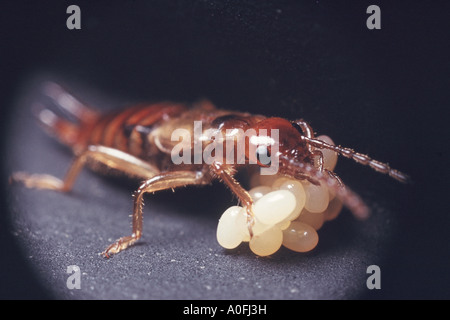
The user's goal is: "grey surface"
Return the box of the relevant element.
[5,85,395,300]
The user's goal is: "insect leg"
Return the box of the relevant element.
[309,149,343,186]
[325,169,344,187]
[102,169,211,257]
[210,162,256,238]
[10,145,160,192]
[280,154,369,219]
[293,119,315,138]
[293,119,315,153]
[311,149,324,171]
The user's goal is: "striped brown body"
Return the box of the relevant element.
[38,82,262,173]
[78,103,188,171]
[63,99,257,173]
[85,103,186,154]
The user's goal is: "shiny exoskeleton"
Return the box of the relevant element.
[11,82,409,257]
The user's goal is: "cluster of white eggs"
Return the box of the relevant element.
[216,135,344,256]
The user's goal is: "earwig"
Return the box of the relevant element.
[11,82,409,257]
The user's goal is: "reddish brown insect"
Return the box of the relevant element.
[11,82,409,257]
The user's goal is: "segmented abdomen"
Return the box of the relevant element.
[80,103,188,160]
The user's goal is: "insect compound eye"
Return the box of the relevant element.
[256,145,271,167]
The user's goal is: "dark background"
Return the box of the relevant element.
[0,0,448,300]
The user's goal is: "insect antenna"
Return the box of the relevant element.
[302,136,410,183]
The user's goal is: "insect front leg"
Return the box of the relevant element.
[102,169,211,257]
[210,162,256,238]
[309,149,343,187]
[294,119,332,174]
[293,119,316,154]
[11,145,160,192]
[311,149,324,171]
